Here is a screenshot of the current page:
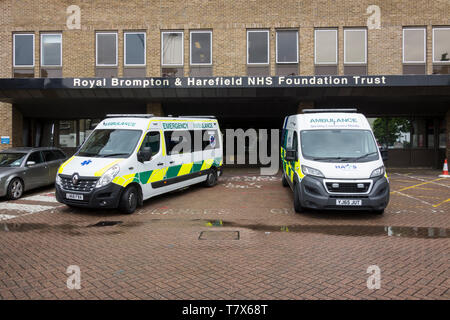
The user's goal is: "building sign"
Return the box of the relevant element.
[1,136,10,144]
[66,75,450,89]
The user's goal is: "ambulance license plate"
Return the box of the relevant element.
[336,199,362,206]
[66,193,83,201]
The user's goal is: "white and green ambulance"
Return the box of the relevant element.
[281,109,389,214]
[55,114,223,213]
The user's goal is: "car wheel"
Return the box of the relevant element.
[293,182,304,213]
[204,169,218,187]
[281,172,289,187]
[119,185,138,214]
[7,178,24,200]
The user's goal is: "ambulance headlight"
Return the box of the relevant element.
[370,166,385,178]
[55,174,62,186]
[96,165,120,188]
[301,165,324,178]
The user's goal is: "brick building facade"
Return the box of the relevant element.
[0,0,449,167]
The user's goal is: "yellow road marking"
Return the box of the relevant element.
[432,198,450,207]
[391,177,444,194]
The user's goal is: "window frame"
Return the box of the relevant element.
[276,30,299,64]
[402,27,426,64]
[189,30,213,66]
[246,30,270,65]
[161,31,184,67]
[344,28,367,65]
[95,32,118,67]
[124,31,146,67]
[13,33,35,67]
[314,28,338,65]
[40,33,62,67]
[432,27,450,64]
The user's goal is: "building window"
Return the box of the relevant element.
[276,30,298,76]
[247,30,269,65]
[344,28,367,75]
[161,31,184,77]
[124,32,146,66]
[314,29,338,75]
[96,32,118,66]
[432,27,450,74]
[13,33,34,67]
[41,34,62,66]
[95,32,118,77]
[403,28,426,74]
[190,31,212,65]
[247,30,269,76]
[40,33,62,77]
[162,31,184,66]
[189,30,212,76]
[123,32,146,77]
[13,33,35,78]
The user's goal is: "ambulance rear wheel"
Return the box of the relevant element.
[281,173,289,187]
[119,185,138,214]
[204,169,218,187]
[293,183,304,213]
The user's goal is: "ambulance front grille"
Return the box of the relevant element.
[325,182,371,193]
[59,175,98,192]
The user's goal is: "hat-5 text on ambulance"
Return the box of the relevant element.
[55,114,223,214]
[281,109,389,214]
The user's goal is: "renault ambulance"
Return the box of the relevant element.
[281,109,389,214]
[55,114,223,214]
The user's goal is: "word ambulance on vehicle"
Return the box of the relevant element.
[281,109,389,214]
[55,114,223,214]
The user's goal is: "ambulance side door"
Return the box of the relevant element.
[136,130,168,199]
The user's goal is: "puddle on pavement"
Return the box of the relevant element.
[89,221,123,227]
[217,222,449,239]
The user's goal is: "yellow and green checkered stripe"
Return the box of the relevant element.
[112,157,223,187]
[280,147,304,182]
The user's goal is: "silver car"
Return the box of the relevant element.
[0,147,67,200]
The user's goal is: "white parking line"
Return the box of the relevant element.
[0,203,54,213]
[0,214,17,221]
[23,194,59,203]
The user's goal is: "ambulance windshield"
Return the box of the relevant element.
[77,129,142,158]
[300,129,379,162]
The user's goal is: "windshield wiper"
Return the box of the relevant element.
[98,153,129,158]
[352,151,378,161]
[313,157,350,161]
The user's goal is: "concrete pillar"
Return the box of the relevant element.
[146,102,164,116]
[297,101,315,114]
[446,109,450,161]
[0,102,13,151]
[12,106,23,147]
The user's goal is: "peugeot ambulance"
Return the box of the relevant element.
[55,114,223,214]
[281,109,389,214]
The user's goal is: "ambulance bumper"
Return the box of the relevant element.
[55,182,123,209]
[298,175,390,211]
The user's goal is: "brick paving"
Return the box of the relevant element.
[0,168,449,300]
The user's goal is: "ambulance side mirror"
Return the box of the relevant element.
[285,149,297,161]
[137,147,152,163]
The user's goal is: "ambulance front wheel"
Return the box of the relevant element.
[293,182,304,213]
[281,173,289,187]
[119,185,138,214]
[204,168,218,187]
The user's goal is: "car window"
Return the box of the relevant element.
[52,150,66,160]
[43,150,59,162]
[27,151,44,164]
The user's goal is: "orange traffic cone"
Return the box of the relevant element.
[439,159,449,178]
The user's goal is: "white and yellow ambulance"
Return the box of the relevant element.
[281,109,389,214]
[55,114,223,213]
